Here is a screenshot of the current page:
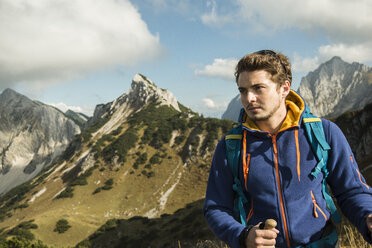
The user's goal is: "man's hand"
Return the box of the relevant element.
[245,222,279,248]
[367,214,372,238]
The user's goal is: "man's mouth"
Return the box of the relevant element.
[247,106,261,111]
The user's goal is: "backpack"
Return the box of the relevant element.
[225,107,341,247]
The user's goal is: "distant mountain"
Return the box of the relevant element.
[0,74,234,247]
[0,89,81,195]
[298,56,372,118]
[65,110,89,128]
[221,94,242,122]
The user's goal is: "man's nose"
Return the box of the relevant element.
[247,91,256,103]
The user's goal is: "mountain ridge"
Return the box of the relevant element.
[0,88,81,195]
[298,56,372,118]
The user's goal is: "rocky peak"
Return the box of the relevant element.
[129,74,180,111]
[90,74,180,125]
[221,94,242,122]
[0,88,39,110]
[298,57,372,118]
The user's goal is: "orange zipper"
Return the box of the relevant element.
[310,190,327,221]
[246,197,254,223]
[271,135,291,247]
[295,129,300,181]
[242,130,251,191]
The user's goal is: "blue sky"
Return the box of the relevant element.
[1,0,372,118]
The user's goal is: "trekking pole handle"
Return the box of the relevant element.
[259,219,277,230]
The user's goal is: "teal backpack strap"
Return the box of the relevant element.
[302,105,341,224]
[225,124,248,226]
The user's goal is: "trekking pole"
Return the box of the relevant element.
[259,219,277,230]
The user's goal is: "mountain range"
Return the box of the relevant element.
[0,74,232,247]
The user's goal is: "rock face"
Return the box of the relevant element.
[88,73,180,137]
[0,89,80,194]
[298,56,372,118]
[221,94,242,122]
[65,110,89,128]
[334,103,372,164]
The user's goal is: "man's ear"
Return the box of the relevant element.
[281,80,291,98]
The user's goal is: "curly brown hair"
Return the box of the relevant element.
[234,50,292,86]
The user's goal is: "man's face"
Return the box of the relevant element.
[237,70,287,123]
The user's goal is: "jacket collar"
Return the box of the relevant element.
[241,90,305,133]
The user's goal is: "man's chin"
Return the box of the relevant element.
[247,113,268,122]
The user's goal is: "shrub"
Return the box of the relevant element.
[56,186,74,199]
[93,187,102,194]
[102,129,138,163]
[150,153,162,164]
[174,135,186,145]
[54,219,71,233]
[101,178,114,191]
[141,170,155,178]
[7,220,38,241]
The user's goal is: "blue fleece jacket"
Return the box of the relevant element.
[203,91,372,248]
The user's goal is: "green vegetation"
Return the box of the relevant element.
[149,153,162,164]
[128,103,186,149]
[81,118,110,143]
[61,135,82,162]
[93,178,114,194]
[0,237,49,248]
[0,182,36,221]
[102,178,114,190]
[6,220,38,241]
[56,186,74,199]
[133,152,148,169]
[57,164,99,199]
[101,129,138,164]
[54,219,71,233]
[70,166,96,186]
[141,170,155,178]
[92,188,101,195]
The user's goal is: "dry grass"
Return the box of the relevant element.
[339,222,371,248]
[191,221,371,248]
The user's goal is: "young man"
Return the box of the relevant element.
[203,50,372,248]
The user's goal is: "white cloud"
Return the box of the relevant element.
[201,0,232,27]
[221,0,372,70]
[292,42,372,73]
[292,54,320,73]
[0,0,162,89]
[48,102,94,116]
[318,43,372,64]
[202,98,227,110]
[236,0,372,43]
[195,58,238,81]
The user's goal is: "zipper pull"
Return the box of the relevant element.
[311,191,319,218]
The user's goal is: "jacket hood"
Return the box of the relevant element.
[240,90,306,132]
